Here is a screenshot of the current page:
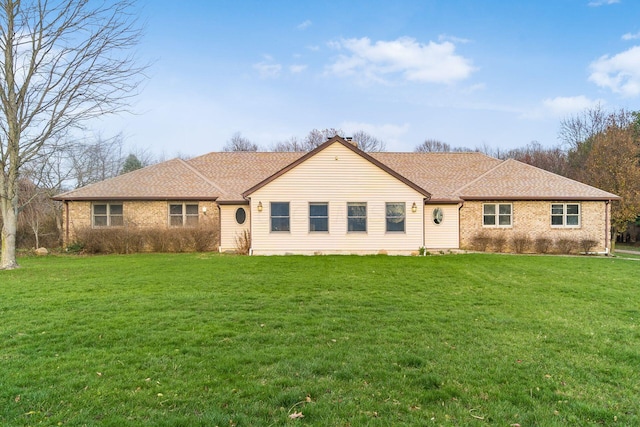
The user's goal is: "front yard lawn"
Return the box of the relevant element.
[1,253,638,426]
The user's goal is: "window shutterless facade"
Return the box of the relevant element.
[483,203,512,227]
[93,203,123,227]
[309,202,329,232]
[270,202,290,232]
[347,202,367,232]
[551,203,580,227]
[169,203,199,227]
[385,202,405,232]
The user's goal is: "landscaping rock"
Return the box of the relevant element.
[35,247,49,256]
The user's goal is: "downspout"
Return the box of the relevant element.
[421,199,425,253]
[64,200,70,247]
[458,202,464,250]
[217,203,222,253]
[247,197,253,256]
[605,200,610,255]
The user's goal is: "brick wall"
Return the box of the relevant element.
[64,200,220,245]
[459,200,609,253]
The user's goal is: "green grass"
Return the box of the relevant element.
[1,253,639,426]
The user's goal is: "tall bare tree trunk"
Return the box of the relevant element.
[0,194,19,269]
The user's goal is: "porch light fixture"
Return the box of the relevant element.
[412,202,417,213]
[257,201,263,212]
[202,206,207,214]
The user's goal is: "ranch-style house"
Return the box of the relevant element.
[54,136,619,255]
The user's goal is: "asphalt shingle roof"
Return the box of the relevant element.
[54,140,619,202]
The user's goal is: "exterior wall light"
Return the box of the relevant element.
[257,201,263,212]
[412,202,417,213]
[202,206,207,214]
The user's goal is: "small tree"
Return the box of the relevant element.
[121,154,143,174]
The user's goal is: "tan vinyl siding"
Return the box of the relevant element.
[250,143,425,255]
[219,205,250,252]
[424,204,460,249]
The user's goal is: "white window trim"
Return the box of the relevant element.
[347,202,367,233]
[550,203,581,228]
[92,202,123,227]
[482,203,513,228]
[169,202,199,227]
[385,202,406,233]
[270,202,290,233]
[309,202,329,233]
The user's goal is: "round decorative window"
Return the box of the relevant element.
[235,207,247,225]
[432,208,444,225]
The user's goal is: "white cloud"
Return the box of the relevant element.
[622,32,640,41]
[589,46,640,97]
[253,61,282,79]
[438,34,472,44]
[326,37,475,84]
[542,96,603,116]
[289,64,307,73]
[588,0,619,6]
[297,20,312,30]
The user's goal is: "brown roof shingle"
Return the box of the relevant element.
[54,140,619,202]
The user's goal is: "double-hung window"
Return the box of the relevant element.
[169,203,199,227]
[309,202,328,232]
[271,202,290,232]
[483,203,512,227]
[93,203,123,227]
[347,202,367,232]
[551,203,580,227]
[386,202,406,232]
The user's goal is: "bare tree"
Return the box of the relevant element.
[69,135,125,187]
[501,141,569,176]
[223,132,259,152]
[351,130,386,152]
[0,0,146,269]
[271,136,306,152]
[414,139,452,152]
[304,128,344,150]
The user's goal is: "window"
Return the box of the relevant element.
[433,208,444,225]
[483,203,512,227]
[235,207,247,225]
[169,203,199,227]
[271,202,290,232]
[386,202,405,232]
[93,203,123,227]
[309,203,328,232]
[551,203,580,227]
[347,202,367,232]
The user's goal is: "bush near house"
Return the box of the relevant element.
[71,226,219,254]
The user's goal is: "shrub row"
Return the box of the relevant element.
[470,233,599,255]
[70,226,219,254]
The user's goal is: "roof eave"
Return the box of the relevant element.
[52,196,219,202]
[459,195,621,201]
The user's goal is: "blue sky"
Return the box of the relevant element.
[99,0,640,155]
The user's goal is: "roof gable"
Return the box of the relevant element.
[242,136,432,199]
